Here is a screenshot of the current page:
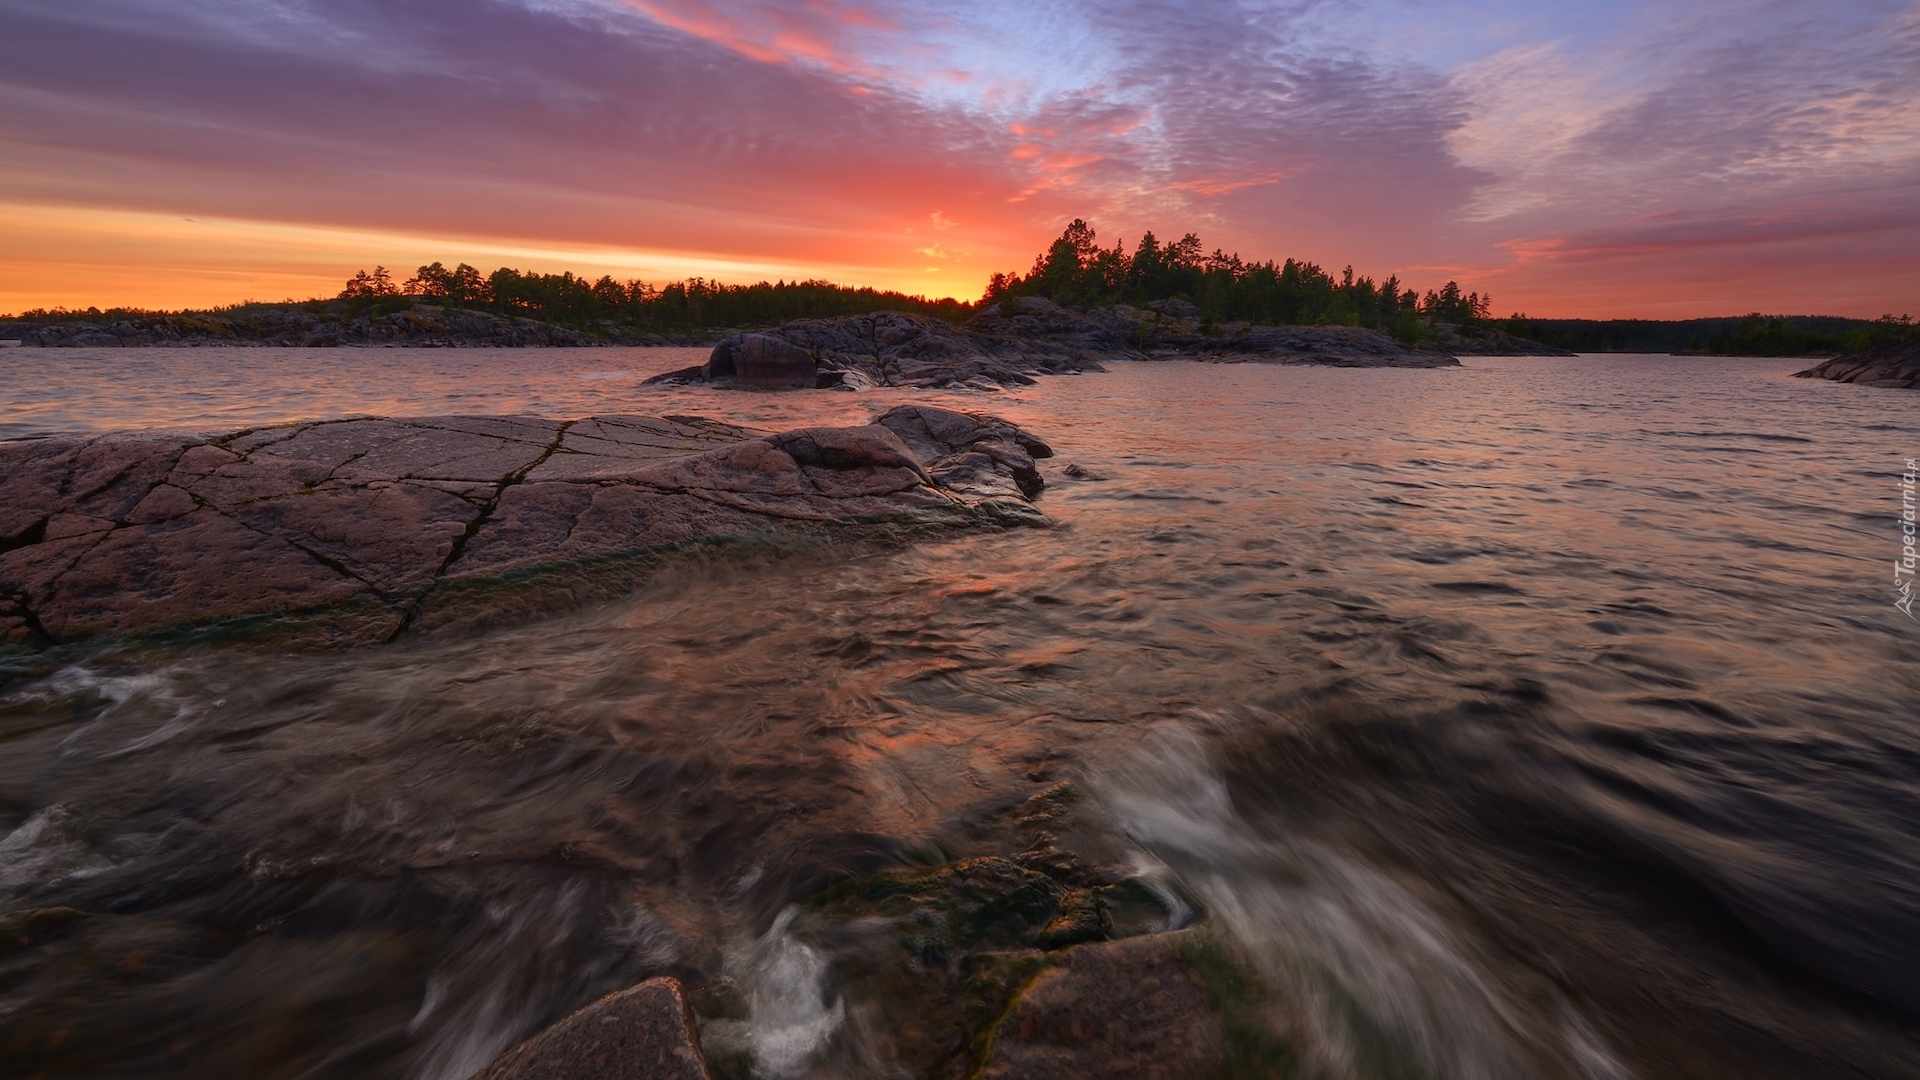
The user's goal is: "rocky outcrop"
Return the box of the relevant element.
[1794,339,1920,388]
[1418,321,1576,356]
[648,296,1466,392]
[646,307,1119,392]
[476,978,711,1080]
[0,407,1050,651]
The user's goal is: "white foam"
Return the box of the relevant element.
[705,906,844,1078]
[1094,725,1634,1080]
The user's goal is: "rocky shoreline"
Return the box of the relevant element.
[1793,338,1920,388]
[0,394,1289,1076]
[0,406,1051,657]
[473,781,1289,1080]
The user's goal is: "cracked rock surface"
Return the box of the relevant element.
[0,407,1049,648]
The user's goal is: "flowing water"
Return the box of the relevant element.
[1,348,1917,1078]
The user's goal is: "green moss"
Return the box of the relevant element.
[1178,930,1300,1080]
[1036,888,1110,948]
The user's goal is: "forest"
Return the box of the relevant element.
[335,263,969,330]
[1503,313,1915,355]
[983,219,1487,343]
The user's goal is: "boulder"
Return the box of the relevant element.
[475,977,711,1080]
[876,405,1051,500]
[707,333,818,388]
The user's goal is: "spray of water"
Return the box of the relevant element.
[704,906,845,1078]
[1094,723,1632,1080]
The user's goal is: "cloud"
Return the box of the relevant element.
[0,0,1915,314]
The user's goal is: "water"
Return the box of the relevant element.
[2,349,1917,1078]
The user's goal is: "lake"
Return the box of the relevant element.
[1,348,1916,1079]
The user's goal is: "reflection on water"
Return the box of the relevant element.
[2,353,1918,1078]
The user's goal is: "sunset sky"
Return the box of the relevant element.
[2,0,1916,318]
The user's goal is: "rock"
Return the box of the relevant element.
[980,933,1228,1080]
[784,783,1199,1079]
[476,977,711,1080]
[1796,338,1920,388]
[0,408,1053,649]
[644,304,1462,392]
[876,405,1051,501]
[707,333,818,388]
[646,310,1118,393]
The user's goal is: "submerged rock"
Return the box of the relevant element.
[980,933,1227,1080]
[0,407,1052,652]
[1794,338,1920,388]
[476,977,711,1080]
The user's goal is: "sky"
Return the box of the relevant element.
[1,0,1916,318]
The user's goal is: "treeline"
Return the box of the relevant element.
[984,219,1489,341]
[1503,313,1917,355]
[338,263,970,329]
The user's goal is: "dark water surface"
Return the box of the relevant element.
[2,350,1918,1078]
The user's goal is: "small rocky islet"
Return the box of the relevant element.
[1793,337,1920,388]
[646,296,1505,392]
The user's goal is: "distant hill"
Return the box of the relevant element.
[1502,314,1913,356]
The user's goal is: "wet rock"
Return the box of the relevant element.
[1796,339,1920,388]
[476,977,711,1080]
[876,405,1051,501]
[980,933,1228,1080]
[780,783,1199,1079]
[0,407,1052,649]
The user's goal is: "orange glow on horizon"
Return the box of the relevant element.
[1,200,1910,322]
[0,203,1015,314]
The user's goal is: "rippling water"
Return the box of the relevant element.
[2,349,1917,1078]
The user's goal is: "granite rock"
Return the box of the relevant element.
[476,977,711,1080]
[1795,339,1920,388]
[980,933,1228,1080]
[647,300,1465,393]
[0,407,1051,649]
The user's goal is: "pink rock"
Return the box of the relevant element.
[475,977,711,1080]
[982,934,1228,1080]
[126,484,199,525]
[43,509,368,640]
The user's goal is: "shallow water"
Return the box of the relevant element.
[2,350,1918,1078]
